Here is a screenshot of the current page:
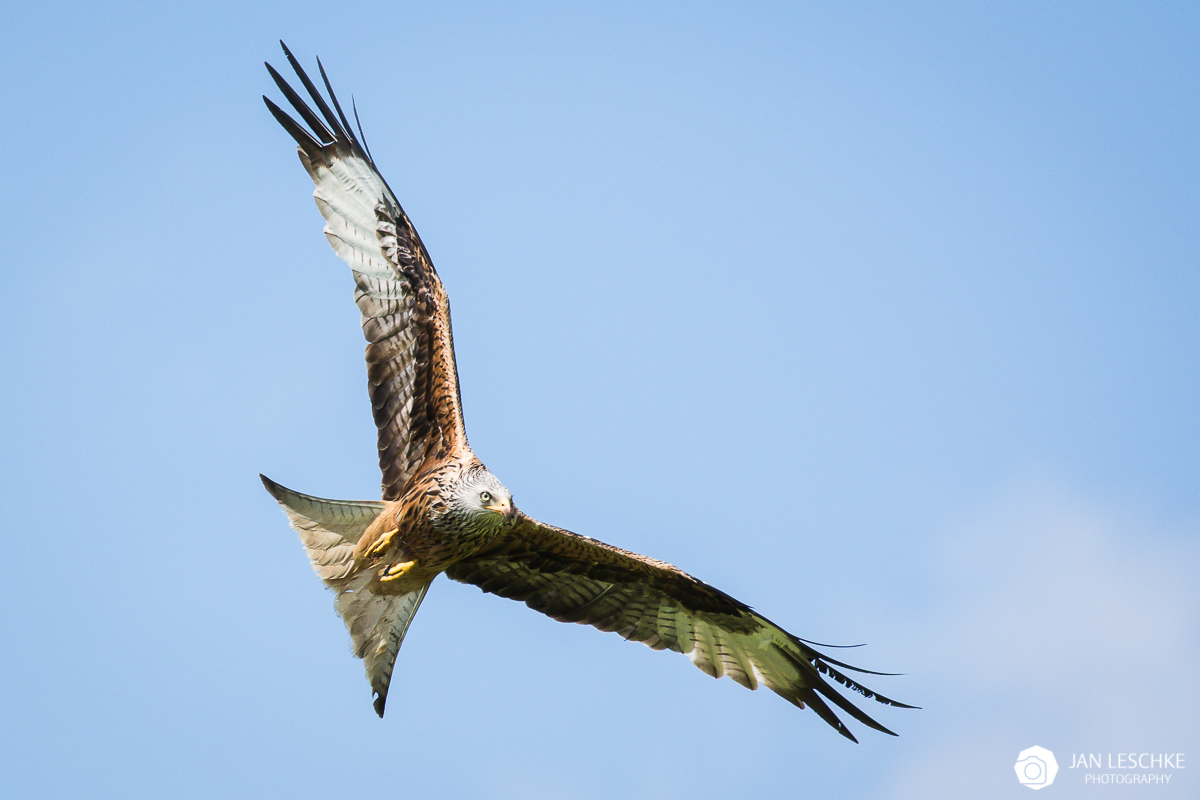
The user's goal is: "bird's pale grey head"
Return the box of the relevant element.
[445,467,515,530]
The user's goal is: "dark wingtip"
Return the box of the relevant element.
[373,693,387,717]
[889,700,922,710]
[316,56,356,145]
[797,637,867,649]
[805,690,860,743]
[263,95,323,152]
[259,473,286,501]
[351,95,374,162]
[266,61,334,144]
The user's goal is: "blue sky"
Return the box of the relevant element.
[1,3,1196,798]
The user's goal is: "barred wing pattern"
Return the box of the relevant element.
[264,44,468,499]
[446,515,914,742]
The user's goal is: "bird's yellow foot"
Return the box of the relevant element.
[380,560,418,582]
[364,528,399,559]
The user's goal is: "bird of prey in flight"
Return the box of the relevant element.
[261,42,913,742]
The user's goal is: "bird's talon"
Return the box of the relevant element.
[365,528,399,558]
[380,560,417,581]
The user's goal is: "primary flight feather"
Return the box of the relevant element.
[261,42,913,741]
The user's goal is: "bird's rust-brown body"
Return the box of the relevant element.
[353,456,508,595]
[261,42,914,739]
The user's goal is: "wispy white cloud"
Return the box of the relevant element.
[883,481,1198,798]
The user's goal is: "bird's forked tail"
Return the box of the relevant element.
[260,475,431,716]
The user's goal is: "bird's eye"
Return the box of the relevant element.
[480,491,492,503]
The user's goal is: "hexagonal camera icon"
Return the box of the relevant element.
[1014,745,1059,789]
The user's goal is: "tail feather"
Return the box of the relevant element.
[335,576,430,716]
[261,474,432,715]
[260,474,384,581]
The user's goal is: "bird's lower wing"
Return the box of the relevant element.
[445,513,913,742]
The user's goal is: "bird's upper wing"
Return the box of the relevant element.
[445,513,914,741]
[264,43,468,500]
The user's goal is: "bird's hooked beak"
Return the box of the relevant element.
[486,497,517,521]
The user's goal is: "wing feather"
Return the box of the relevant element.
[265,43,469,499]
[446,513,914,742]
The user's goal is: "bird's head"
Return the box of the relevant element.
[446,466,516,530]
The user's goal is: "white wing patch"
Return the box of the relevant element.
[300,149,397,282]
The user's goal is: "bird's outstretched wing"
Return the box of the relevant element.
[264,42,468,499]
[446,514,914,742]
